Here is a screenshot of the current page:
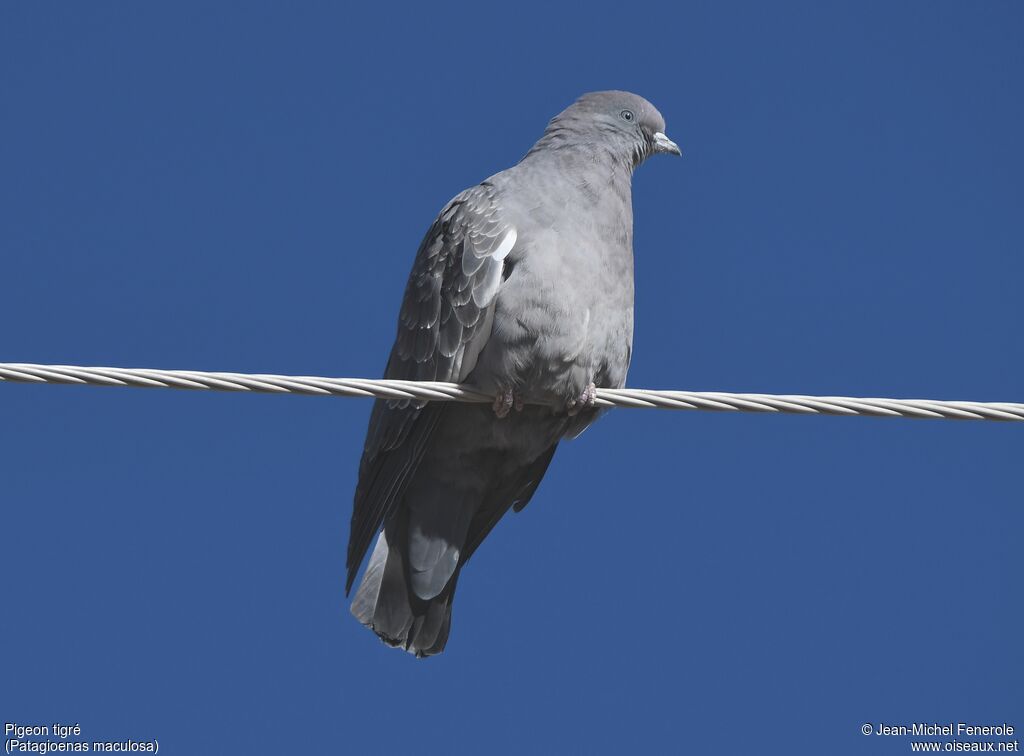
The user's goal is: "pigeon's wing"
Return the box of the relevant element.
[346,184,517,592]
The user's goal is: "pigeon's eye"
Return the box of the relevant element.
[620,109,635,122]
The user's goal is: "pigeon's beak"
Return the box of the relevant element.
[652,132,682,156]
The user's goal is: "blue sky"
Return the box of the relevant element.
[1,3,1021,754]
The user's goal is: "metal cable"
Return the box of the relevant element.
[1,362,1021,422]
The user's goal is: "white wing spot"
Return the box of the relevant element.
[493,227,517,262]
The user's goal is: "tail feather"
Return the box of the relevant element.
[350,525,458,658]
[348,431,562,658]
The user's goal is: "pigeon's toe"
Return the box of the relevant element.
[567,382,598,416]
[493,387,515,418]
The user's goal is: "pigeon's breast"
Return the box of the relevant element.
[470,182,635,403]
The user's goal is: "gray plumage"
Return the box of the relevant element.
[347,91,680,656]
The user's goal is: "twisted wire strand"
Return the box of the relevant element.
[1,362,1021,422]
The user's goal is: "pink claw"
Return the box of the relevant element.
[567,382,598,416]
[493,388,514,418]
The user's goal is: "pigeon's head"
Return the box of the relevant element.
[543,90,681,167]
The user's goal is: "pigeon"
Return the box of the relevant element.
[347,91,680,656]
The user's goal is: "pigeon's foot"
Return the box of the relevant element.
[567,382,598,416]
[493,388,525,418]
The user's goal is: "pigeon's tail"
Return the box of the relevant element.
[350,525,459,658]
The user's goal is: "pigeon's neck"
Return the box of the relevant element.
[524,129,637,177]
[520,134,635,210]
[507,140,634,255]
